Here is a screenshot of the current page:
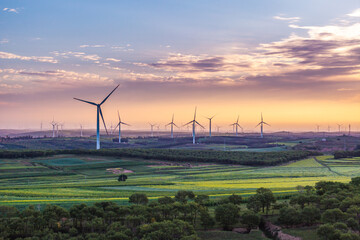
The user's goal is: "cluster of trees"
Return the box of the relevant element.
[0,189,272,240]
[276,178,360,240]
[0,148,318,166]
[334,150,360,159]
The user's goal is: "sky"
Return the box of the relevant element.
[1,0,360,132]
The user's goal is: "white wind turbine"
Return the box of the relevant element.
[230,115,242,136]
[184,107,205,144]
[255,113,270,138]
[74,85,119,149]
[114,110,130,143]
[166,114,178,138]
[50,119,56,138]
[149,123,156,137]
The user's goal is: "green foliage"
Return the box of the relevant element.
[322,208,345,224]
[240,210,260,232]
[301,206,320,225]
[175,191,195,204]
[278,206,301,226]
[158,196,175,205]
[129,193,149,205]
[228,194,242,205]
[215,203,240,231]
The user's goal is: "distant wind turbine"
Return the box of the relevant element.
[74,84,119,149]
[316,125,320,133]
[204,115,216,137]
[184,107,205,144]
[114,111,130,143]
[166,114,178,138]
[149,123,156,137]
[230,116,242,137]
[80,124,83,137]
[349,124,351,136]
[50,119,56,138]
[255,113,270,138]
[337,123,343,133]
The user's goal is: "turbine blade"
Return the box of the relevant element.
[183,120,194,126]
[99,107,108,135]
[173,123,179,128]
[172,114,174,123]
[114,123,120,131]
[195,121,205,129]
[73,98,97,106]
[100,84,119,105]
[263,122,271,126]
[117,110,121,122]
[255,122,261,128]
[122,122,130,126]
[237,115,239,123]
[165,122,172,126]
[194,107,197,120]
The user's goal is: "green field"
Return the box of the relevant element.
[0,154,357,208]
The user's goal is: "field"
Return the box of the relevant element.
[0,154,357,208]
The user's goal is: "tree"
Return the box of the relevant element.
[317,224,341,240]
[158,196,175,205]
[322,208,345,224]
[215,203,240,231]
[129,193,148,205]
[194,195,209,205]
[247,195,262,213]
[228,194,242,205]
[240,210,260,233]
[301,206,320,225]
[254,188,276,214]
[175,191,195,204]
[278,206,301,226]
[139,219,197,240]
[118,174,128,181]
[199,208,215,230]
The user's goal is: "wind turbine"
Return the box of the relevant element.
[337,124,343,133]
[114,110,130,143]
[255,113,270,138]
[166,114,178,138]
[74,85,119,149]
[204,115,216,137]
[184,107,205,144]
[149,123,156,137]
[349,124,351,136]
[316,125,320,133]
[230,116,242,137]
[50,119,56,138]
[80,124,83,137]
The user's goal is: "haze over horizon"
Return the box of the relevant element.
[1,0,360,131]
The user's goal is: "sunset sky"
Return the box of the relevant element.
[1,0,360,132]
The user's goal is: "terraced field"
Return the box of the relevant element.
[0,154,357,207]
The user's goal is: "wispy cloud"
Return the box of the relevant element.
[0,51,57,63]
[51,51,101,61]
[347,8,360,17]
[0,39,9,44]
[106,57,121,62]
[273,15,300,23]
[79,44,105,48]
[3,8,18,13]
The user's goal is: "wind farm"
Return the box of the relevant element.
[2,1,360,239]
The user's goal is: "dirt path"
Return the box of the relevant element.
[313,157,343,176]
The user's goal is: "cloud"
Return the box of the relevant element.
[273,15,301,23]
[348,9,360,17]
[51,51,101,61]
[3,8,18,13]
[0,51,57,63]
[0,68,114,93]
[106,57,121,62]
[79,44,105,48]
[143,10,360,90]
[0,39,9,44]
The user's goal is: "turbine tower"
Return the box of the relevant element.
[166,114,178,138]
[50,119,56,138]
[149,123,156,137]
[255,113,270,138]
[349,124,351,136]
[205,115,216,137]
[230,116,242,137]
[80,124,83,137]
[337,124,343,134]
[114,110,130,143]
[316,125,320,133]
[184,107,205,144]
[74,85,119,150]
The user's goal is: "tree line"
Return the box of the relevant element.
[0,148,319,166]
